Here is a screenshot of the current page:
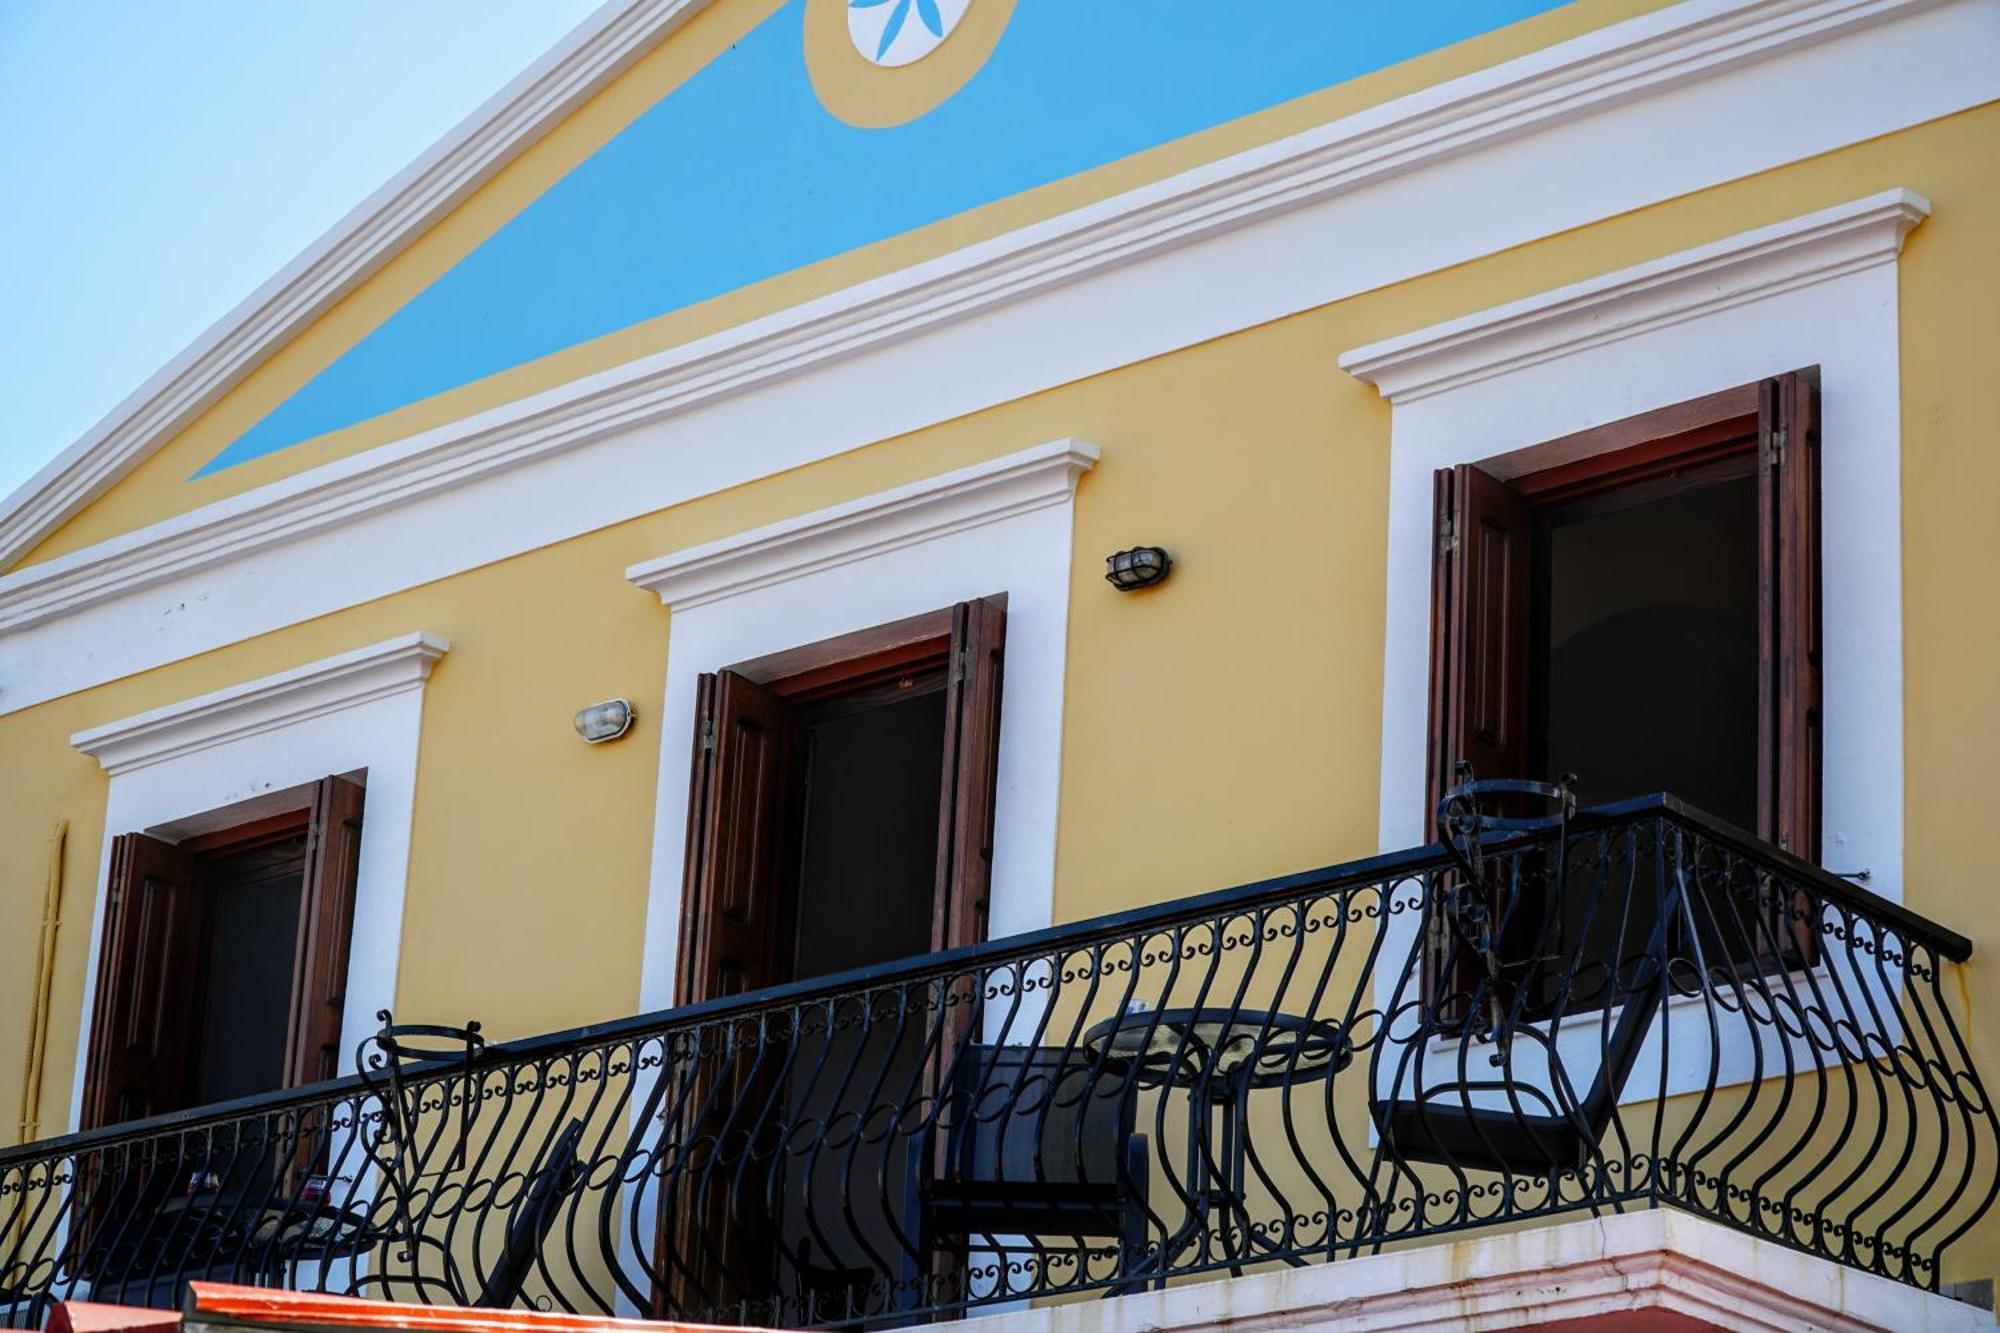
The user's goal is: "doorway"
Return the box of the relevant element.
[661,597,1007,1320]
[183,819,312,1107]
[82,774,367,1130]
[76,776,367,1309]
[1425,371,1821,1010]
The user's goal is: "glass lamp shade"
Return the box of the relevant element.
[1104,545,1171,590]
[573,698,635,743]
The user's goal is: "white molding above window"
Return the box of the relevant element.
[1339,189,1929,403]
[626,439,1098,610]
[71,632,448,777]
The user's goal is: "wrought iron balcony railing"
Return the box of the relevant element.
[1,795,1993,1329]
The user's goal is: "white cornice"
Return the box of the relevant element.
[0,0,714,573]
[0,0,1953,620]
[627,439,1098,610]
[1339,188,1930,403]
[71,632,449,776]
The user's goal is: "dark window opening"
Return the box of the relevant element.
[1541,472,1761,828]
[190,831,309,1106]
[789,671,950,981]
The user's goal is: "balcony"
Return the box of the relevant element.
[2,795,1993,1329]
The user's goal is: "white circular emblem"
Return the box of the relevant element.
[847,0,972,68]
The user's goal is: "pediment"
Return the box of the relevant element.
[0,0,1570,568]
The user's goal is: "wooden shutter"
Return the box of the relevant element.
[284,776,366,1089]
[933,597,1006,954]
[676,670,790,1006]
[81,834,200,1129]
[661,671,792,1315]
[1758,370,1822,859]
[921,598,1006,1302]
[1758,371,1822,965]
[1426,464,1534,829]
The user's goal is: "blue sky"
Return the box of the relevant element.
[0,0,600,506]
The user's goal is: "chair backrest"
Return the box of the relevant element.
[1566,868,1686,1128]
[944,1046,1136,1190]
[473,1118,586,1309]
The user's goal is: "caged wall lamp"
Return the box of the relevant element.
[1104,545,1172,591]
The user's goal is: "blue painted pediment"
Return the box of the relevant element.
[198,0,1564,475]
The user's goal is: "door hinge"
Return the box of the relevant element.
[951,646,968,688]
[1766,425,1787,469]
[700,714,717,753]
[1438,516,1459,558]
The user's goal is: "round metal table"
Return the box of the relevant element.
[1082,1007,1350,1277]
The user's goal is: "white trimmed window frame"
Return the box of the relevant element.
[625,439,1095,1012]
[1341,191,1923,1102]
[64,632,446,1132]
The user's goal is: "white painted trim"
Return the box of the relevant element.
[632,441,1094,1012]
[1346,195,1911,1103]
[0,0,1977,617]
[0,0,715,572]
[65,635,445,1133]
[922,1211,1992,1333]
[1,0,1992,715]
[1339,188,1931,403]
[627,438,1098,609]
[70,632,448,776]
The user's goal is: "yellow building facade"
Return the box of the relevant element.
[4,0,1999,1327]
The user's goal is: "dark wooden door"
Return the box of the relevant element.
[923,598,1007,1302]
[1427,464,1533,826]
[1757,370,1821,861]
[932,597,1007,955]
[1425,465,1535,1017]
[677,671,792,1006]
[81,834,202,1130]
[285,775,366,1089]
[662,669,792,1316]
[1757,370,1822,962]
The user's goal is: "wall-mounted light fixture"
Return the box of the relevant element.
[574,698,635,744]
[1104,545,1172,591]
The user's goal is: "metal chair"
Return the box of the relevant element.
[920,1044,1152,1287]
[471,1117,587,1308]
[356,1014,588,1309]
[1371,771,1682,1175]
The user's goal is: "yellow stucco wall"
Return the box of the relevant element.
[14,0,1676,566]
[1,94,1995,1282]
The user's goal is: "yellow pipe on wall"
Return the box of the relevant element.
[16,819,65,1147]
